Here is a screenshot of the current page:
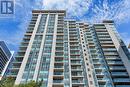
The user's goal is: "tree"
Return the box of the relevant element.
[36,79,43,87]
[0,77,43,87]
[0,76,14,87]
[16,81,37,87]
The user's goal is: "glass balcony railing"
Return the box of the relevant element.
[94,26,106,29]
[107,61,123,64]
[19,50,26,52]
[112,72,128,76]
[53,80,63,83]
[72,73,83,76]
[12,65,20,68]
[103,48,116,50]
[54,66,63,68]
[114,78,130,82]
[96,72,107,75]
[56,44,63,46]
[55,60,64,62]
[72,80,84,83]
[55,53,64,56]
[70,44,79,46]
[71,67,82,70]
[56,40,63,43]
[71,61,82,64]
[70,52,80,55]
[70,48,79,50]
[71,71,83,76]
[15,55,24,57]
[97,78,111,81]
[93,61,104,64]
[24,37,31,39]
[54,72,63,75]
[109,67,125,70]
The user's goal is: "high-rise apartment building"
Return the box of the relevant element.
[129,44,130,48]
[11,10,130,87]
[0,41,14,80]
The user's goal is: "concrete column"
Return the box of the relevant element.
[47,14,58,87]
[33,14,49,81]
[106,24,130,76]
[15,14,42,84]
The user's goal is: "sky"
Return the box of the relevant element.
[0,0,130,52]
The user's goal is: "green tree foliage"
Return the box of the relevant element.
[0,76,15,87]
[0,77,43,87]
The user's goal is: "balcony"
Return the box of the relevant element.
[70,49,80,51]
[56,43,63,47]
[114,78,130,83]
[69,40,79,42]
[54,72,63,75]
[103,48,116,51]
[72,74,84,78]
[71,69,83,71]
[100,41,113,44]
[69,30,77,34]
[56,47,63,50]
[72,79,85,86]
[71,65,82,68]
[96,72,107,76]
[24,33,32,36]
[55,60,64,63]
[97,77,111,83]
[104,52,118,56]
[69,34,78,37]
[94,67,106,70]
[55,52,64,57]
[55,51,64,53]
[23,37,31,40]
[56,40,64,43]
[94,26,106,29]
[26,29,33,33]
[18,49,26,53]
[53,76,64,80]
[53,79,64,86]
[71,58,81,60]
[69,32,77,34]
[93,61,105,65]
[98,38,112,41]
[10,67,19,71]
[57,31,64,34]
[101,45,115,47]
[53,80,63,83]
[70,52,80,55]
[56,38,64,40]
[57,33,64,35]
[112,72,129,77]
[70,50,80,53]
[71,61,82,65]
[107,61,123,65]
[52,85,64,87]
[109,66,126,70]
[15,55,24,58]
[54,65,63,68]
[70,44,79,47]
[72,71,83,76]
[19,46,28,49]
[13,61,21,66]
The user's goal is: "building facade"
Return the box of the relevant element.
[12,10,130,87]
[0,41,14,80]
